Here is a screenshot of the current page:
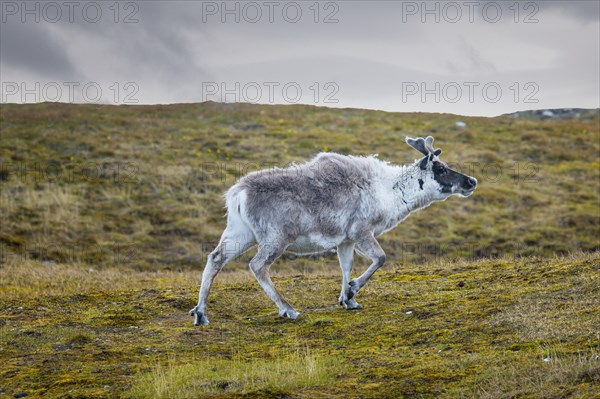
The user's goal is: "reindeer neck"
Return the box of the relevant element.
[387,160,436,213]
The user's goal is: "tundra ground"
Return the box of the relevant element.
[1,103,598,398]
[1,253,599,398]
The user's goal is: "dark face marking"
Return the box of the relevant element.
[419,156,428,170]
[418,178,424,190]
[432,161,477,195]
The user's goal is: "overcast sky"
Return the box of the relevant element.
[1,0,598,116]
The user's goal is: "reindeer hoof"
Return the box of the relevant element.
[347,279,360,300]
[189,307,209,326]
[339,294,362,309]
[279,308,300,320]
[344,298,363,310]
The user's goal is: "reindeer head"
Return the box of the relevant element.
[406,136,477,199]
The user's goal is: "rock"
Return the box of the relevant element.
[455,121,467,128]
[541,110,555,118]
[503,108,598,120]
[14,392,28,398]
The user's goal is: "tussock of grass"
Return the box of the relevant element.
[0,260,196,300]
[490,275,600,341]
[128,349,338,399]
[0,259,321,301]
[466,346,600,399]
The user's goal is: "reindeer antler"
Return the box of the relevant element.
[406,136,442,157]
[405,137,428,156]
[424,136,435,153]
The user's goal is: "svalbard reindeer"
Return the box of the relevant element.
[190,136,477,325]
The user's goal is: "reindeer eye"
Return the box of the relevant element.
[436,165,447,175]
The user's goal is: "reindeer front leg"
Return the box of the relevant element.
[347,233,386,301]
[337,241,362,310]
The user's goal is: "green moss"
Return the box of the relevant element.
[1,253,598,398]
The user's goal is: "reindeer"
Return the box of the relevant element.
[190,136,477,325]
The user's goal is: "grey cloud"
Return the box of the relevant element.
[446,36,497,75]
[61,2,210,84]
[470,1,599,23]
[538,1,600,23]
[0,0,597,114]
[0,22,78,80]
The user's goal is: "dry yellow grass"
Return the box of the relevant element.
[128,348,338,399]
[1,252,598,398]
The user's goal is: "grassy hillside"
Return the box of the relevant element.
[1,253,598,398]
[0,103,599,398]
[1,102,599,270]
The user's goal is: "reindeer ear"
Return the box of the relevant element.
[405,137,429,156]
[434,149,442,156]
